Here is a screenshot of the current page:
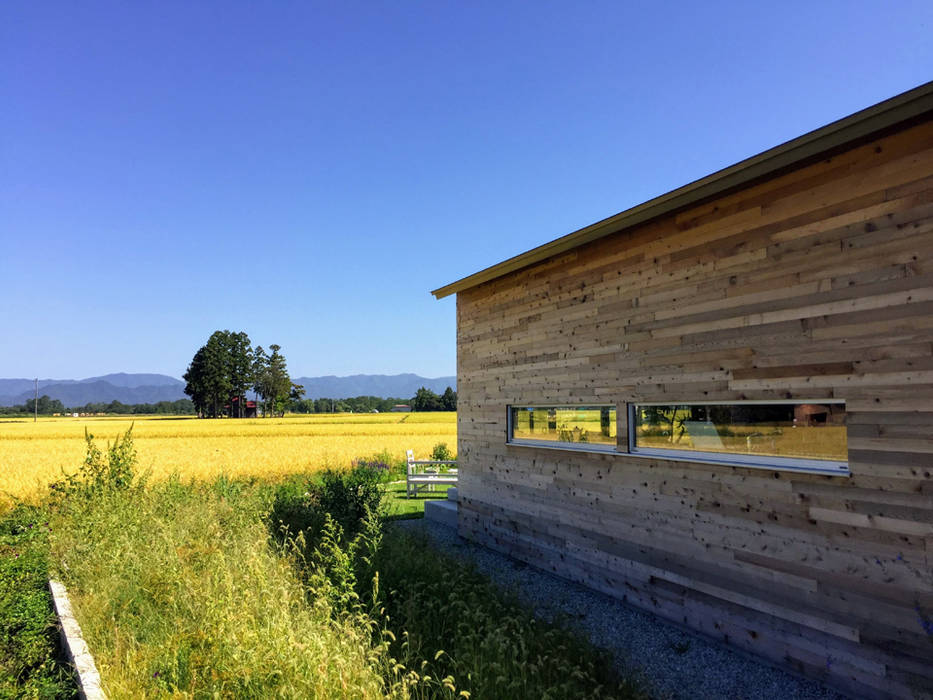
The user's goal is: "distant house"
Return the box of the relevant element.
[390,404,411,412]
[227,397,258,418]
[432,83,933,699]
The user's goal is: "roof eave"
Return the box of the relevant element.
[431,81,933,300]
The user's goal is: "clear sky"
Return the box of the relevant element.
[2,1,931,380]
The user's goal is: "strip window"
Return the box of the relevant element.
[628,400,848,475]
[508,405,617,452]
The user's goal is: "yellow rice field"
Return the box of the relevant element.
[0,413,457,501]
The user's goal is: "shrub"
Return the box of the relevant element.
[353,456,394,483]
[318,464,384,534]
[50,426,139,499]
[268,462,386,551]
[430,443,453,461]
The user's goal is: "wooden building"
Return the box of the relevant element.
[432,83,933,698]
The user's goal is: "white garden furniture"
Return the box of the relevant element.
[406,449,458,498]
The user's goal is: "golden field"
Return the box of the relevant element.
[0,412,457,501]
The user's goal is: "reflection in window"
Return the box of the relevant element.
[509,406,616,449]
[631,401,847,465]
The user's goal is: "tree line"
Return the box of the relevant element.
[183,330,304,418]
[411,386,457,411]
[287,386,455,414]
[0,390,457,417]
[0,397,194,416]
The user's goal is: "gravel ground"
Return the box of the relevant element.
[395,518,846,700]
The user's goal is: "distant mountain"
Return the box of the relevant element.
[0,372,454,406]
[87,373,184,388]
[0,375,187,407]
[294,373,456,400]
[0,378,78,398]
[0,373,183,401]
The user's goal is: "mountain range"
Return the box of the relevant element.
[0,373,456,407]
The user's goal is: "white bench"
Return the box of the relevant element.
[406,449,458,498]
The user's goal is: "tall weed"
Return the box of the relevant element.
[50,477,388,698]
[367,529,643,700]
[50,426,140,499]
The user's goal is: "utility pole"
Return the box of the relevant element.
[34,378,38,423]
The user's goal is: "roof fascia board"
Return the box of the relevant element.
[432,81,933,299]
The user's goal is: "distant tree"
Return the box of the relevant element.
[185,330,239,417]
[252,345,271,416]
[251,343,293,417]
[184,343,225,417]
[64,398,195,416]
[21,395,65,415]
[441,387,457,411]
[411,387,443,412]
[184,331,309,417]
[292,395,409,414]
[289,397,315,414]
[225,331,254,418]
[183,347,207,416]
[266,345,293,416]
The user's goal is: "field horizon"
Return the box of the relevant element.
[0,412,457,502]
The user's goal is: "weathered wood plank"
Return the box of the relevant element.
[455,118,933,699]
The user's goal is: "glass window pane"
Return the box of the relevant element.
[510,406,616,447]
[632,402,846,462]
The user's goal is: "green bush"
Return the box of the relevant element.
[430,443,453,461]
[319,464,384,531]
[268,463,386,551]
[50,426,140,500]
[362,449,407,480]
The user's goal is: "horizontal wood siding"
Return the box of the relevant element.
[456,120,933,699]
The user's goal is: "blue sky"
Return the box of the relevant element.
[2,1,931,381]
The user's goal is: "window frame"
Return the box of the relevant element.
[627,400,850,476]
[506,404,619,453]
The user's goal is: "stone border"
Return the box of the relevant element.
[48,579,106,700]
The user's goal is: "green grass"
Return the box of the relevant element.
[24,429,645,698]
[371,528,645,699]
[0,504,77,699]
[49,477,389,698]
[383,481,452,520]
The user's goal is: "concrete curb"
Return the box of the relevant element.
[48,579,106,700]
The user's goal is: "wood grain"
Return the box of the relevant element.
[455,119,933,699]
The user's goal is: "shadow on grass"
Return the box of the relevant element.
[381,481,451,522]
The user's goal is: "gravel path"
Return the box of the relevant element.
[395,518,846,700]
